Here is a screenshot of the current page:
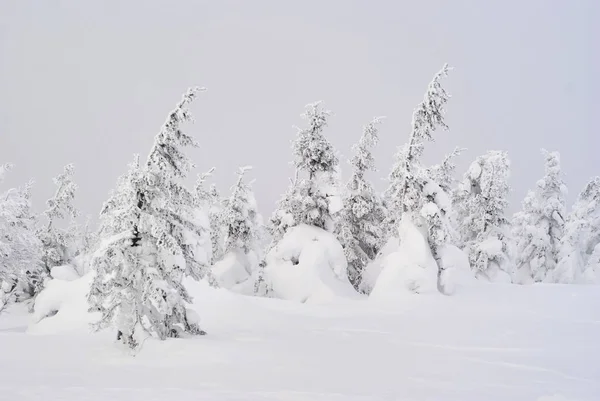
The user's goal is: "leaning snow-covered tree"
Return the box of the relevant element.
[88,88,210,349]
[269,102,342,242]
[383,64,453,281]
[554,177,600,283]
[0,169,44,312]
[336,117,386,290]
[513,150,567,283]
[453,151,513,282]
[37,164,79,274]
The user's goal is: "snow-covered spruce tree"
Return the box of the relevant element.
[383,64,453,281]
[453,151,513,281]
[88,88,210,349]
[335,117,386,290]
[512,150,567,283]
[269,102,341,241]
[257,102,342,296]
[0,170,44,312]
[222,166,262,258]
[194,167,223,265]
[554,177,600,283]
[207,184,225,262]
[37,164,79,275]
[427,147,465,194]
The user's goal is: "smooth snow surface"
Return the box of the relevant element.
[1,277,598,401]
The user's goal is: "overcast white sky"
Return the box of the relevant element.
[1,1,598,220]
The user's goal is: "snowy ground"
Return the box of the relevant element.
[0,281,598,401]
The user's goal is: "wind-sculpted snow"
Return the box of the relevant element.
[264,224,358,302]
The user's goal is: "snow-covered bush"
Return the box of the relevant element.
[31,272,98,333]
[263,224,357,303]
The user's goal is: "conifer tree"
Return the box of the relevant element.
[554,177,600,283]
[336,117,386,290]
[88,88,209,349]
[0,167,44,311]
[513,150,567,282]
[383,64,453,281]
[270,102,341,240]
[453,151,513,281]
[194,167,222,265]
[37,164,79,274]
[222,166,262,258]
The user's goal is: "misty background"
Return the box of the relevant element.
[1,0,598,222]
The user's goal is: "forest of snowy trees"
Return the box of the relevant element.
[1,65,599,349]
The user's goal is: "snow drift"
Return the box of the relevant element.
[370,217,475,299]
[264,224,358,302]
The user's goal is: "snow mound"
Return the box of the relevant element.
[30,272,99,334]
[370,217,438,299]
[264,224,357,302]
[438,244,477,295]
[360,235,399,294]
[475,238,514,283]
[212,250,260,295]
[50,265,80,281]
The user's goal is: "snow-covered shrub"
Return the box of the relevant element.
[31,272,98,333]
[263,224,357,303]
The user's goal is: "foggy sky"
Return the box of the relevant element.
[1,0,598,221]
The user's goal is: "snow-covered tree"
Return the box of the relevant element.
[88,88,210,349]
[209,166,264,290]
[336,117,386,290]
[269,102,342,241]
[427,147,465,194]
[554,177,600,283]
[0,170,44,312]
[222,166,262,258]
[513,150,567,283]
[383,64,453,280]
[37,164,79,274]
[453,151,513,281]
[194,167,223,265]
